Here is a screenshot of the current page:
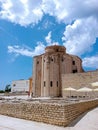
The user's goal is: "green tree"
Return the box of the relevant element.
[5,84,11,92]
[0,90,4,93]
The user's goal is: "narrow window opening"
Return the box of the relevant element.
[44,81,46,87]
[62,58,64,62]
[37,61,39,64]
[57,81,58,87]
[51,58,53,61]
[72,61,75,65]
[56,49,58,52]
[50,81,53,87]
[73,69,77,73]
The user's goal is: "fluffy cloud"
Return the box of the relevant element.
[45,31,59,45]
[8,31,60,59]
[0,0,43,26]
[62,17,98,55]
[1,0,98,57]
[82,55,98,69]
[8,45,34,57]
[8,42,45,57]
[1,0,98,26]
[45,31,52,45]
[42,0,98,23]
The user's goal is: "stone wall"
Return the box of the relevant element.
[62,70,98,97]
[0,99,98,126]
[62,70,98,89]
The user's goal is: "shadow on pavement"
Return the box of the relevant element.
[68,108,95,127]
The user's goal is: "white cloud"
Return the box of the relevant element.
[45,31,59,45]
[42,0,98,23]
[33,42,45,55]
[8,42,45,58]
[62,17,98,55]
[1,0,98,56]
[0,0,43,26]
[8,31,60,60]
[1,0,98,26]
[45,31,52,45]
[8,45,34,57]
[82,55,98,69]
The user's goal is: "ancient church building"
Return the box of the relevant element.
[33,45,84,97]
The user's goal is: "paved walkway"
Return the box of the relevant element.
[0,107,98,130]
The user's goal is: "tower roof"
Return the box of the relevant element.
[45,45,66,53]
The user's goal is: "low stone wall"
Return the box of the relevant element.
[0,99,98,126]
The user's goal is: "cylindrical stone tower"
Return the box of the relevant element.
[41,45,66,97]
[32,45,83,97]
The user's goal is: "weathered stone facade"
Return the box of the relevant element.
[33,45,83,97]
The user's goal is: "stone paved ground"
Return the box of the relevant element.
[0,107,98,130]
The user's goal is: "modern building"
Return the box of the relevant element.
[11,78,33,94]
[33,45,84,97]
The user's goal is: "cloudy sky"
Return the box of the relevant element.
[0,0,98,90]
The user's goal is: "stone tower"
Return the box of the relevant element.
[33,45,83,97]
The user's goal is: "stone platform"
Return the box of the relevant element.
[0,98,98,126]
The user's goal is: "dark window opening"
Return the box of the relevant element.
[57,81,58,87]
[73,70,77,73]
[50,81,53,87]
[62,58,64,62]
[56,49,58,52]
[13,84,16,86]
[44,81,46,87]
[72,61,75,65]
[51,58,53,61]
[37,61,39,64]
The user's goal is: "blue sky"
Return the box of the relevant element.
[0,0,98,90]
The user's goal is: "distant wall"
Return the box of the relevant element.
[11,80,30,92]
[0,100,98,126]
[62,70,98,97]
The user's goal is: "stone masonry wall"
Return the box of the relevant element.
[0,100,98,126]
[62,70,98,97]
[62,70,98,89]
